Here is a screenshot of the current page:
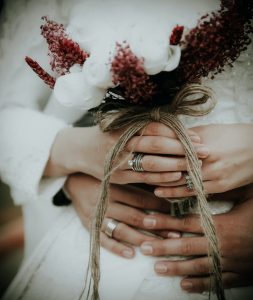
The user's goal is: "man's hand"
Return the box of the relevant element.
[65,173,179,258]
[140,185,253,293]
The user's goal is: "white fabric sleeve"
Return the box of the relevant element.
[0,107,68,205]
[0,0,81,205]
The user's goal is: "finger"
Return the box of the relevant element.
[111,185,171,213]
[138,122,200,141]
[154,180,221,197]
[181,273,251,293]
[140,237,208,256]
[154,257,211,276]
[105,204,181,242]
[126,136,209,158]
[154,185,196,198]
[123,155,188,172]
[102,221,158,246]
[155,257,253,277]
[142,213,202,233]
[106,202,149,229]
[100,232,135,259]
[114,170,182,185]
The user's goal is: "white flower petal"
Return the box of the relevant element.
[82,40,116,88]
[163,46,181,72]
[126,20,171,75]
[54,72,105,110]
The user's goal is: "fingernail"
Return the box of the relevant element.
[143,217,156,228]
[190,135,201,143]
[155,263,168,274]
[181,280,193,291]
[198,160,203,166]
[154,189,163,197]
[196,146,210,157]
[172,172,182,180]
[167,231,181,238]
[122,249,134,258]
[140,243,153,255]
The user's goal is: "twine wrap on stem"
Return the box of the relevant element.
[84,84,225,300]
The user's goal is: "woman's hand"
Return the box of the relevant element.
[140,185,253,293]
[155,124,253,197]
[65,173,181,258]
[44,122,208,185]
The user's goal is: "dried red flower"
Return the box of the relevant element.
[25,56,56,89]
[111,43,156,104]
[41,16,89,75]
[178,0,253,83]
[170,25,184,45]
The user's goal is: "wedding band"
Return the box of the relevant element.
[128,153,144,172]
[185,173,194,190]
[104,219,119,238]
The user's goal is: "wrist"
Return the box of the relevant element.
[44,126,101,177]
[44,127,87,176]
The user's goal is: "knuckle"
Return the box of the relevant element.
[112,172,126,184]
[155,173,171,183]
[140,172,149,183]
[182,216,193,231]
[146,122,161,135]
[176,159,186,170]
[215,179,229,193]
[153,242,165,255]
[195,279,208,293]
[113,223,124,239]
[110,243,121,255]
[194,260,209,274]
[128,213,143,227]
[144,157,156,171]
[134,193,146,208]
[147,140,160,153]
[169,263,180,275]
[159,173,169,182]
[167,188,176,197]
[181,240,193,256]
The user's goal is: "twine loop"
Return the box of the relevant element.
[150,107,161,122]
[84,84,225,300]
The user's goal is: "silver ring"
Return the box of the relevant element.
[185,174,194,190]
[104,219,119,238]
[128,153,144,172]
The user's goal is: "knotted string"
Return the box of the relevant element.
[83,84,225,300]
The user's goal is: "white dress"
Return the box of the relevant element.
[0,0,253,300]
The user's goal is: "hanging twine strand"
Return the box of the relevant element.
[84,84,225,300]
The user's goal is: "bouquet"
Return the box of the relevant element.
[26,1,253,299]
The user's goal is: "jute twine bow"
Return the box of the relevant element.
[83,84,225,300]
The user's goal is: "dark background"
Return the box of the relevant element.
[0,0,24,296]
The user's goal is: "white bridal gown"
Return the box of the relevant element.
[0,0,253,299]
